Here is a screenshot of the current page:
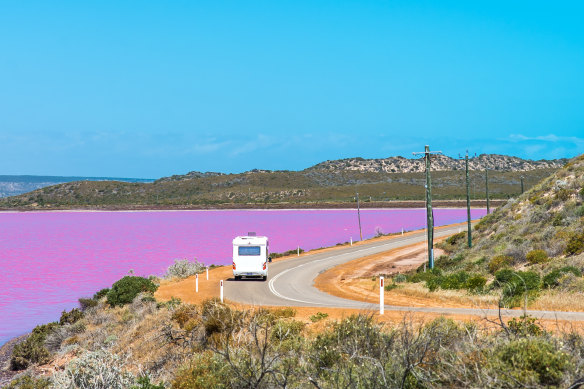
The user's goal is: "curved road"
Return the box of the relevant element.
[225,224,584,321]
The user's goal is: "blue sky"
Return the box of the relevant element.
[0,1,583,178]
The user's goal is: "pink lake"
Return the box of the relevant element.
[0,208,486,345]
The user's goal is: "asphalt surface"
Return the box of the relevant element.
[224,224,584,321]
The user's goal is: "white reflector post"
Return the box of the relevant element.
[195,273,199,293]
[220,280,224,303]
[380,276,384,315]
[206,267,209,280]
[297,246,300,256]
[350,237,353,246]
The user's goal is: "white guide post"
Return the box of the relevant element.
[206,267,209,280]
[297,246,300,256]
[401,228,404,235]
[220,280,224,302]
[350,237,353,246]
[380,276,384,315]
[195,274,199,293]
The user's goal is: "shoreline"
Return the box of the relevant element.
[0,199,503,213]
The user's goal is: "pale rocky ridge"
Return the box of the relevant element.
[308,154,568,173]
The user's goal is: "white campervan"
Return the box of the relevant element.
[232,233,271,281]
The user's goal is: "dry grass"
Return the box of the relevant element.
[530,290,584,312]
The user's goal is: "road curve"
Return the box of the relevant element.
[224,224,584,321]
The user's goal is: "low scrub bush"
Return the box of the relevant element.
[494,338,572,386]
[172,351,231,389]
[78,297,99,311]
[497,271,541,308]
[10,323,58,370]
[51,349,135,389]
[435,254,465,270]
[59,308,83,325]
[309,312,329,322]
[270,248,304,258]
[5,375,50,389]
[543,266,582,289]
[393,273,407,283]
[442,232,466,251]
[164,259,205,279]
[465,274,487,293]
[508,315,544,337]
[271,320,305,341]
[271,307,296,318]
[565,232,584,256]
[488,255,513,273]
[131,375,165,389]
[106,276,158,307]
[526,249,549,264]
[93,288,110,300]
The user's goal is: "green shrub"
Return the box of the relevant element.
[93,288,110,300]
[5,375,51,389]
[495,268,516,285]
[10,323,58,370]
[106,276,158,307]
[552,213,565,226]
[565,232,584,256]
[543,266,582,289]
[495,338,572,386]
[59,308,83,325]
[435,254,465,270]
[393,273,407,283]
[440,271,470,290]
[465,274,487,293]
[78,297,98,311]
[309,312,329,322]
[507,315,544,337]
[271,320,305,341]
[526,249,549,264]
[171,351,231,389]
[271,307,296,318]
[488,255,513,273]
[500,271,541,307]
[130,375,165,389]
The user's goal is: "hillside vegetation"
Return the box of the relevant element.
[399,154,584,310]
[5,272,584,389]
[0,154,562,209]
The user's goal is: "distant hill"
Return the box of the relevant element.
[0,154,569,209]
[0,175,154,198]
[309,154,567,174]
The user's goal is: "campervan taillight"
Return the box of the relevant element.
[232,262,236,270]
[262,262,266,270]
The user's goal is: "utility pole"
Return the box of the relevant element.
[485,168,490,214]
[520,176,524,194]
[412,145,442,269]
[465,151,472,248]
[356,192,363,241]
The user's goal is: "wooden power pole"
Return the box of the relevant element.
[356,192,363,241]
[465,152,472,248]
[485,168,490,214]
[413,145,442,269]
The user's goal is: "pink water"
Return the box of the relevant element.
[0,208,485,344]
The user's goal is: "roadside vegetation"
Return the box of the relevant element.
[388,154,584,311]
[7,281,584,388]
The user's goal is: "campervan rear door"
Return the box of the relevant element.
[235,244,265,272]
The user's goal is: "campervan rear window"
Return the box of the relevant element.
[238,246,261,256]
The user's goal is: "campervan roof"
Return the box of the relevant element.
[233,236,268,245]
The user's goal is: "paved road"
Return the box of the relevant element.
[225,224,584,321]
